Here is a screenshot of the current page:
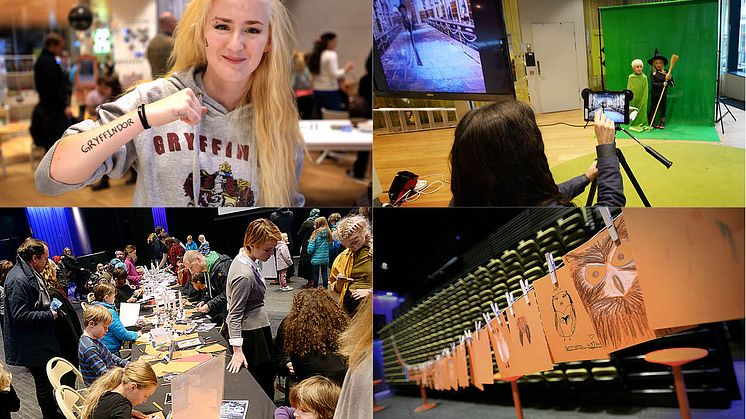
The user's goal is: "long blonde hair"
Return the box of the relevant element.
[0,361,12,392]
[310,216,332,243]
[82,362,157,419]
[338,295,372,369]
[170,0,304,206]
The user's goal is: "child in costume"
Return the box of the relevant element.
[648,49,674,129]
[626,59,649,132]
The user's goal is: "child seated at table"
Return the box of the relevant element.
[81,361,157,419]
[274,375,341,419]
[79,305,130,386]
[92,282,140,356]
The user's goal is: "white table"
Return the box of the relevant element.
[300,119,372,152]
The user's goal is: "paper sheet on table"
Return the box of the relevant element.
[171,349,200,360]
[174,353,213,363]
[534,272,608,363]
[146,411,165,419]
[119,303,140,327]
[151,361,201,376]
[562,215,657,352]
[174,333,199,342]
[137,354,161,363]
[135,333,150,345]
[624,208,745,329]
[173,324,194,331]
[196,343,227,353]
[144,346,167,356]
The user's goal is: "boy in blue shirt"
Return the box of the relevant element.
[78,305,129,386]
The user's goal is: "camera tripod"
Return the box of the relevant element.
[585,126,673,207]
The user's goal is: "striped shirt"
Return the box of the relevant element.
[78,335,129,386]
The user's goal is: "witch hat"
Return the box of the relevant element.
[647,48,669,66]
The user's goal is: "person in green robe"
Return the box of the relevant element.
[626,58,650,132]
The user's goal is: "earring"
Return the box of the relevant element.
[205,38,209,48]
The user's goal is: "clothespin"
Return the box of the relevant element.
[599,207,619,243]
[459,335,465,344]
[451,342,456,353]
[546,252,558,285]
[489,302,502,325]
[464,329,472,341]
[474,320,482,333]
[505,292,515,316]
[482,312,494,333]
[519,279,531,305]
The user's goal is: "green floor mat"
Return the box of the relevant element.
[616,123,720,142]
[551,143,745,206]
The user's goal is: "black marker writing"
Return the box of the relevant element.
[81,118,134,153]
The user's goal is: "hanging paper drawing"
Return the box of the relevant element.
[564,217,655,350]
[552,290,577,339]
[517,315,531,346]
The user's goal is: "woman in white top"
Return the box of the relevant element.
[308,32,353,116]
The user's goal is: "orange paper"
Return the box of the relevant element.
[447,354,458,390]
[474,328,495,387]
[486,314,512,375]
[500,291,554,377]
[455,343,469,388]
[534,272,608,363]
[624,208,745,329]
[563,216,656,352]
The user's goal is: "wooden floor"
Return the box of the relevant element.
[0,133,369,207]
[373,109,745,207]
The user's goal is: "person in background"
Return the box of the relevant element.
[62,247,86,303]
[0,361,20,419]
[185,235,198,251]
[298,209,320,288]
[307,217,332,289]
[91,282,139,356]
[198,234,210,255]
[347,51,372,181]
[30,32,72,152]
[292,51,314,120]
[0,260,12,330]
[87,74,125,191]
[308,32,353,117]
[166,237,186,271]
[123,245,142,286]
[78,305,129,386]
[3,238,71,419]
[333,296,372,419]
[80,361,156,419]
[274,375,341,419]
[330,215,372,315]
[113,267,138,308]
[146,12,177,79]
[274,233,293,291]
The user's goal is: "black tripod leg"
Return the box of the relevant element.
[585,178,597,206]
[616,149,651,207]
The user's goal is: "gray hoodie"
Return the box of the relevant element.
[35,67,304,207]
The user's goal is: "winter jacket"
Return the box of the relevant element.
[307,229,331,266]
[275,242,293,271]
[93,301,138,354]
[2,255,60,367]
[48,287,82,367]
[202,252,233,324]
[35,67,305,207]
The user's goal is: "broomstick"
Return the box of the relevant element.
[649,54,679,128]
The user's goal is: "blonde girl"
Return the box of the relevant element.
[36,0,304,207]
[81,361,157,419]
[274,375,341,419]
[0,361,20,418]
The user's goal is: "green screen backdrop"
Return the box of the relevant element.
[600,0,718,129]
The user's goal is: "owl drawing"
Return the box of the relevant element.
[552,290,577,339]
[517,315,531,346]
[564,218,649,348]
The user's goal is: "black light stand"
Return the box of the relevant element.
[585,126,673,207]
[714,2,737,134]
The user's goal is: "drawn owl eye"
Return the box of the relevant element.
[584,264,607,286]
[610,241,635,268]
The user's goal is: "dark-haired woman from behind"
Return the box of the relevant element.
[449,100,624,207]
[308,32,354,117]
[275,289,349,387]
